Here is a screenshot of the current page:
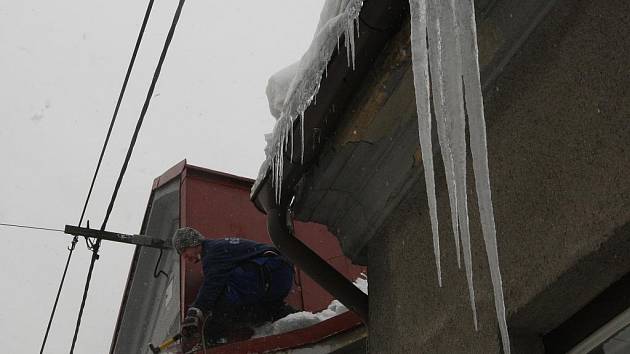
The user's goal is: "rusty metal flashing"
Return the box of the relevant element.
[153,160,255,192]
[151,159,186,191]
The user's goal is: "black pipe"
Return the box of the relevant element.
[259,174,369,323]
[267,208,369,323]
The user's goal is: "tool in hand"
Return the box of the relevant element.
[148,333,182,353]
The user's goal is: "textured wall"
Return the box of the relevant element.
[368,0,630,352]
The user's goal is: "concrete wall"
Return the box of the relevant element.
[368,0,630,353]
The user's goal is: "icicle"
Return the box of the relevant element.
[273,115,290,204]
[457,0,510,351]
[348,15,356,70]
[272,129,277,201]
[261,0,364,201]
[290,114,295,161]
[440,0,478,330]
[300,112,306,164]
[427,0,461,269]
[276,132,282,203]
[286,119,290,149]
[409,0,441,287]
[343,19,351,66]
[280,124,285,201]
[279,135,285,201]
[273,149,278,203]
[337,32,341,52]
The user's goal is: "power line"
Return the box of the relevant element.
[0,222,64,233]
[77,0,157,233]
[42,238,78,352]
[69,1,187,353]
[79,0,157,251]
[39,1,157,353]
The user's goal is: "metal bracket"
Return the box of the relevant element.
[64,225,169,249]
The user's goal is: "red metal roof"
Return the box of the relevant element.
[202,311,364,354]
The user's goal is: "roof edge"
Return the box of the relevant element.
[250,0,408,211]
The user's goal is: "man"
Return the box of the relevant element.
[172,227,295,343]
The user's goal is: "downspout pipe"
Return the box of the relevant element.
[267,207,369,323]
[256,169,369,323]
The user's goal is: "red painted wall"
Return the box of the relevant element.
[177,164,365,317]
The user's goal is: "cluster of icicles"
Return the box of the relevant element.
[264,0,510,352]
[267,0,363,203]
[410,0,510,352]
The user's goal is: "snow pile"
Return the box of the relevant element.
[259,0,509,351]
[256,0,364,201]
[409,0,509,352]
[252,302,345,338]
[253,275,367,338]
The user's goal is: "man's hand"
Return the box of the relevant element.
[181,307,203,338]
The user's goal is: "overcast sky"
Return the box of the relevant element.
[0,1,325,352]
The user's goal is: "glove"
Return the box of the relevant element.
[181,307,203,338]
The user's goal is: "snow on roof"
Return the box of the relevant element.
[254,0,364,200]
[253,275,368,338]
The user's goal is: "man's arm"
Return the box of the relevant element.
[190,265,230,315]
[181,266,229,338]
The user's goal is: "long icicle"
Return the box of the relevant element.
[349,14,356,70]
[409,0,441,287]
[300,113,305,164]
[427,0,461,269]
[440,0,478,330]
[457,0,510,351]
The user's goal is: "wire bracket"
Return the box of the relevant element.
[64,225,169,249]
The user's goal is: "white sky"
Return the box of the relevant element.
[0,1,326,352]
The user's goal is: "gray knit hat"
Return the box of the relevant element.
[172,227,203,254]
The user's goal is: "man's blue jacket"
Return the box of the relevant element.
[191,238,279,315]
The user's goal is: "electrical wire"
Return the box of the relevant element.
[100,0,185,231]
[0,222,64,233]
[39,1,157,353]
[69,240,100,354]
[153,248,169,280]
[0,220,78,354]
[79,0,157,250]
[41,238,79,354]
[69,1,187,352]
